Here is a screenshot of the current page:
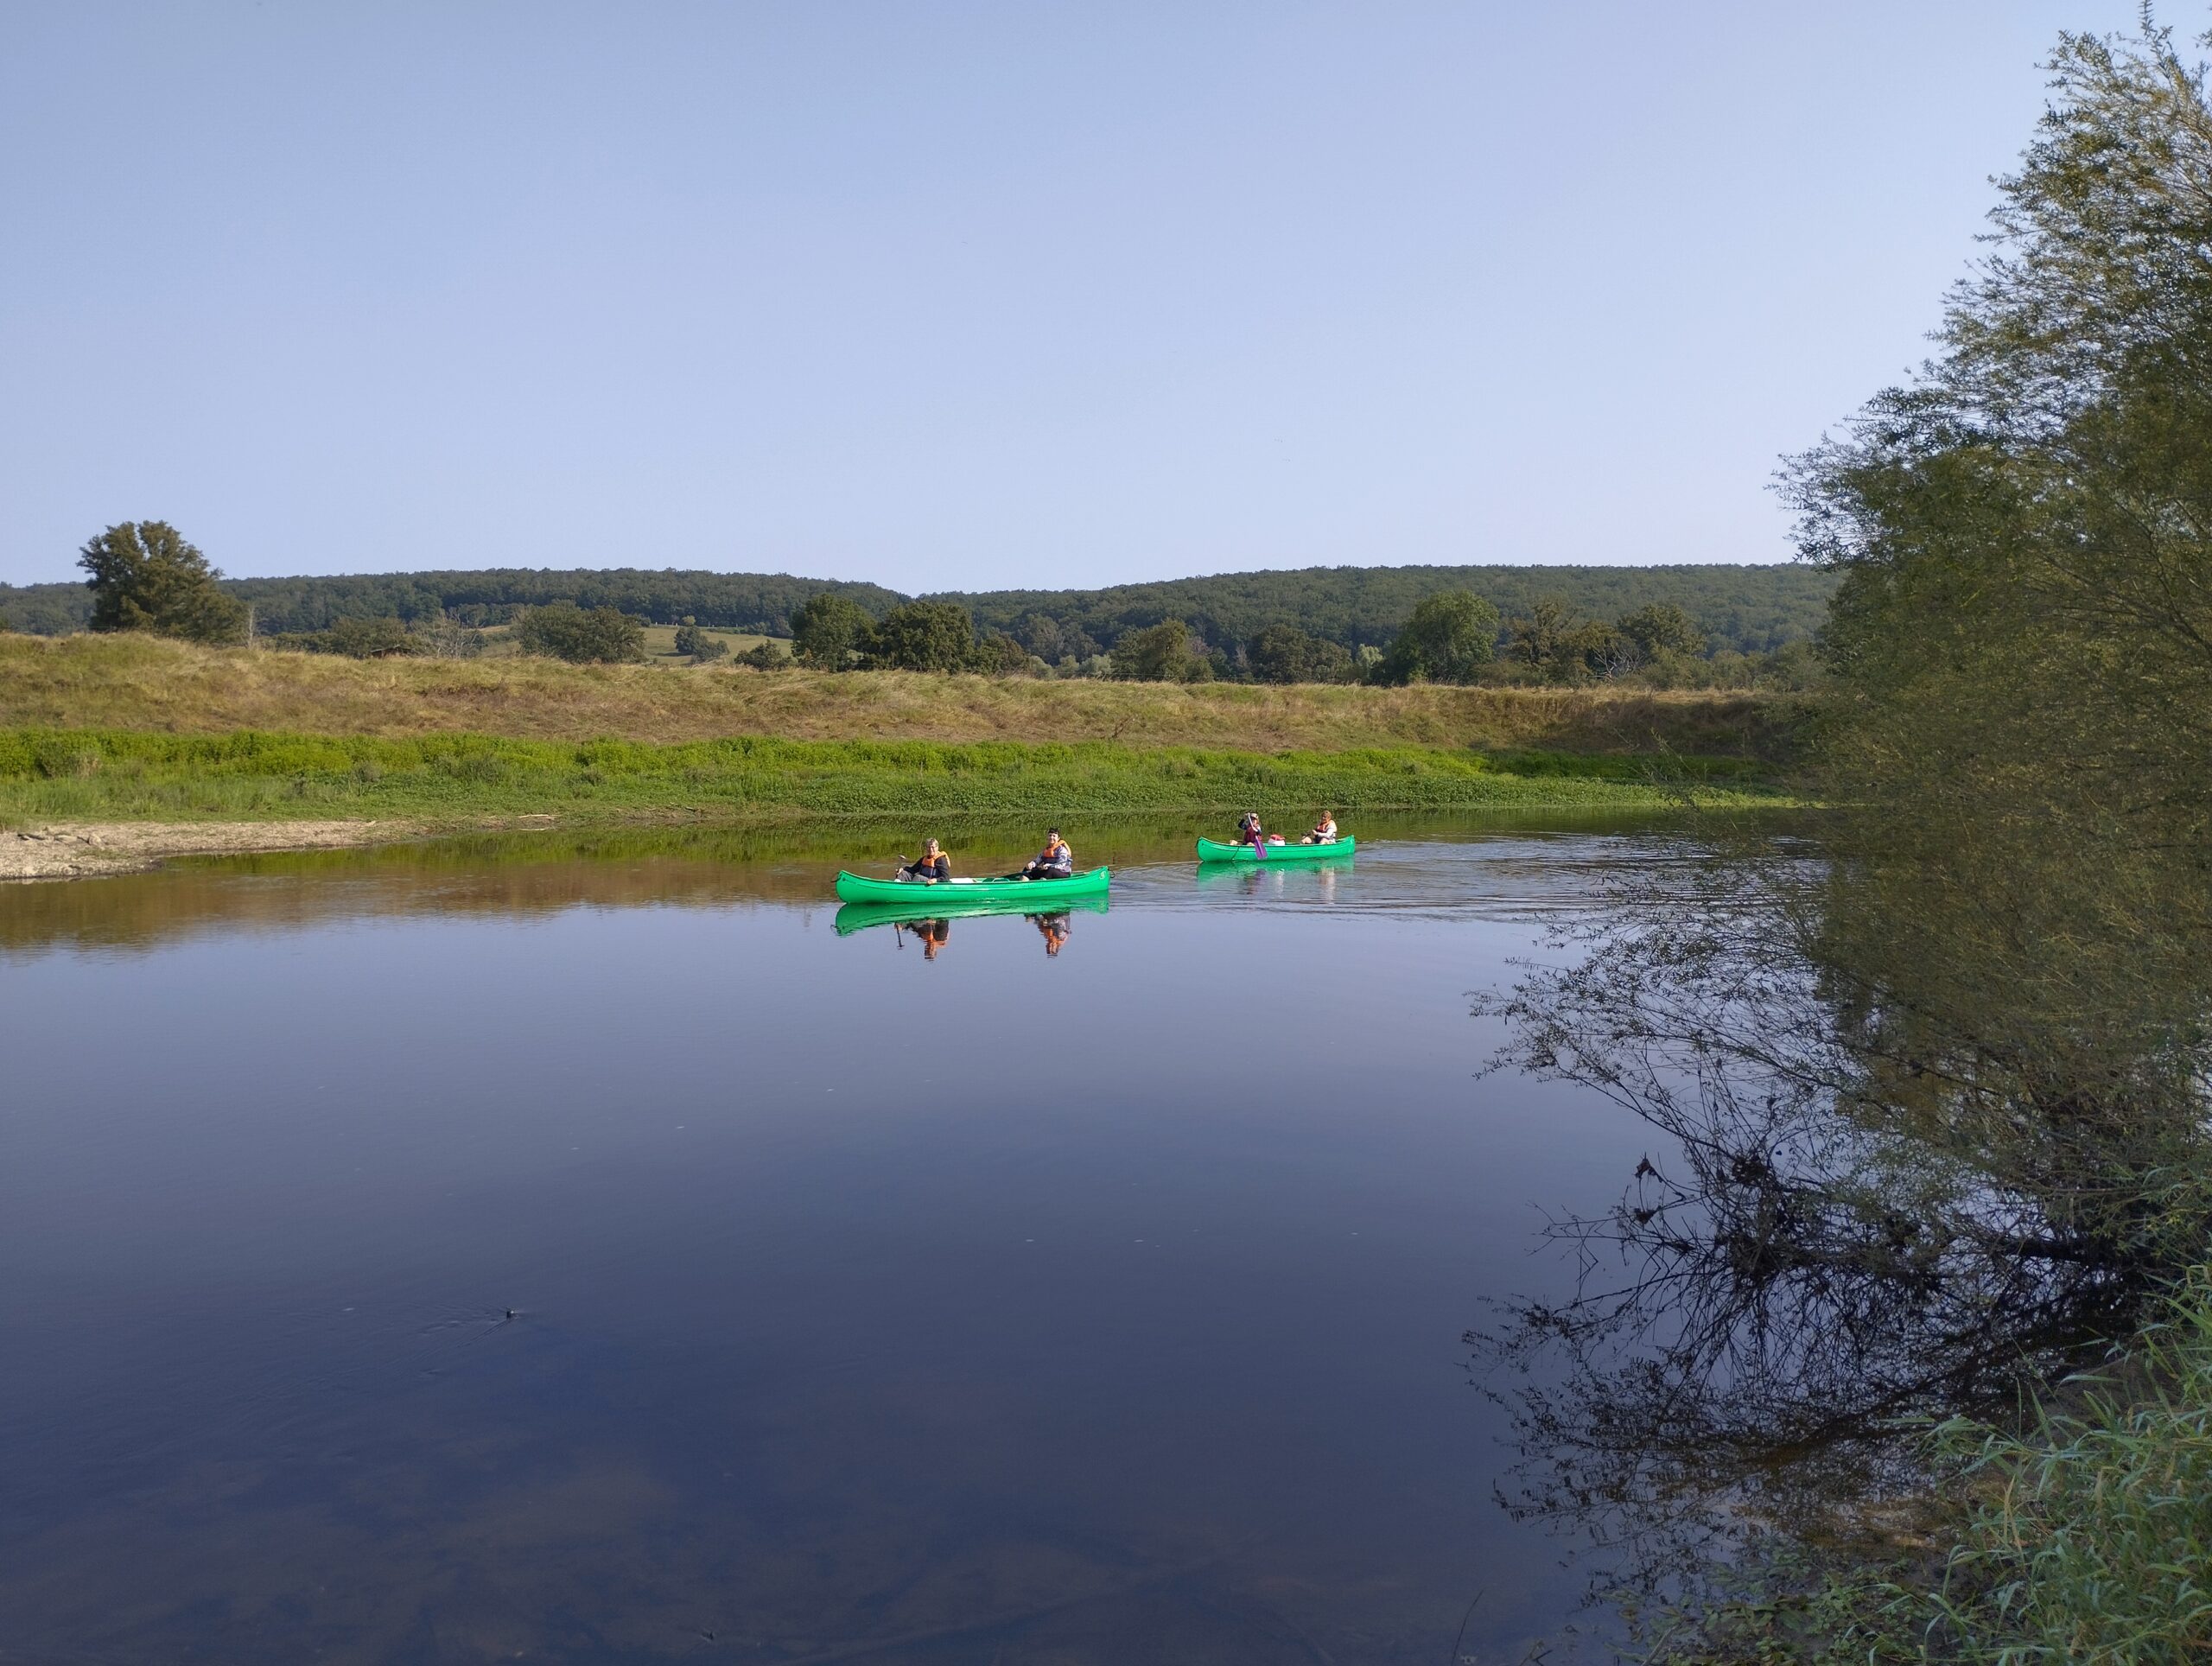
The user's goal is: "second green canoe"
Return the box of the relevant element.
[1193,836,1356,863]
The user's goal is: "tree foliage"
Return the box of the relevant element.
[672,623,728,663]
[513,603,646,663]
[1373,589,1499,684]
[866,601,975,671]
[78,521,246,643]
[790,593,874,669]
[1617,602,1707,663]
[1111,618,1212,681]
[320,616,418,658]
[1785,20,2212,837]
[942,563,1831,659]
[1248,623,1356,684]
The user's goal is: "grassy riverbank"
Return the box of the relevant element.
[0,633,1808,759]
[0,727,1787,830]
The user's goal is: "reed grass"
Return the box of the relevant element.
[1643,1271,2212,1663]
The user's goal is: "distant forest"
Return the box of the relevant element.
[0,561,1834,656]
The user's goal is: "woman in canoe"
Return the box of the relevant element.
[1232,811,1284,848]
[1015,829,1074,881]
[896,839,950,882]
[1302,811,1338,845]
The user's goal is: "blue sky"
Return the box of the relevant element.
[0,2,2128,589]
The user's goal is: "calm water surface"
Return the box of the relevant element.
[1,820,1705,1663]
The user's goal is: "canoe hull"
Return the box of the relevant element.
[1193,836,1356,864]
[833,866,1112,904]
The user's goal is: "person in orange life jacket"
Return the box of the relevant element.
[899,838,950,881]
[1016,829,1073,880]
[1302,811,1338,845]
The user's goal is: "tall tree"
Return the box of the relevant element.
[1616,602,1706,663]
[513,603,645,663]
[1249,623,1353,684]
[1785,21,2212,838]
[78,521,247,643]
[867,601,976,671]
[1375,590,1499,684]
[790,594,874,669]
[1111,619,1211,681]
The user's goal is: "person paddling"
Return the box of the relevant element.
[1233,811,1266,846]
[1014,828,1074,881]
[1303,811,1338,845]
[897,838,950,882]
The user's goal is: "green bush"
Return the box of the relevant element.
[672,624,728,663]
[513,603,646,664]
[867,601,976,671]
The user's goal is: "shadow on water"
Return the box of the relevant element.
[1465,803,2212,1618]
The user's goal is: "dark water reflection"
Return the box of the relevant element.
[3,816,1715,1663]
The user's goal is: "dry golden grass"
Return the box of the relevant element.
[0,633,1803,757]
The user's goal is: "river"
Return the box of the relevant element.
[3,817,1726,1663]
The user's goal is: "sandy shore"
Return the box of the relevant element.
[0,820,411,881]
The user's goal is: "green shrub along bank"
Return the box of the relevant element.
[1650,1269,2212,1663]
[0,728,1787,826]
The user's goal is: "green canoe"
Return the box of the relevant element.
[1193,836,1356,863]
[832,866,1112,904]
[834,893,1109,936]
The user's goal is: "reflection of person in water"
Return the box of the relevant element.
[1033,912,1071,957]
[894,919,950,960]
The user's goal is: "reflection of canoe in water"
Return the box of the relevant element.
[1193,836,1356,863]
[834,893,1110,936]
[832,866,1111,904]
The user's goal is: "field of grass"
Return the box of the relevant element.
[638,624,784,661]
[0,726,1788,830]
[0,633,1808,758]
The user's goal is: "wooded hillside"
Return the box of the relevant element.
[1,561,1833,655]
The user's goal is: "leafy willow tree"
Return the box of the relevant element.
[790,593,874,669]
[1372,589,1498,684]
[1787,21,2212,841]
[1474,22,2212,1656]
[78,521,247,643]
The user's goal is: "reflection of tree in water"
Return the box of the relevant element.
[1469,813,2212,1588]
